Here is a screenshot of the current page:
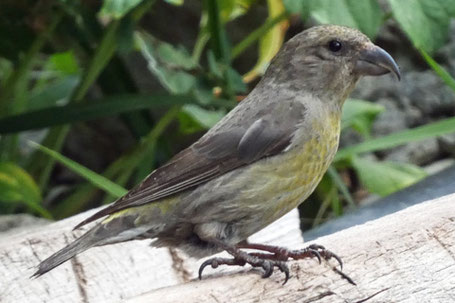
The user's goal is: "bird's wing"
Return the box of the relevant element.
[74,101,306,229]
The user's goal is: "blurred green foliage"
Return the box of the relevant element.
[1,0,455,229]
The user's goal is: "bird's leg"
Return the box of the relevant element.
[237,242,343,270]
[198,239,290,284]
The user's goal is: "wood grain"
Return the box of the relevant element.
[0,208,303,302]
[129,193,455,303]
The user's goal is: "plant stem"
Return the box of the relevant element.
[231,11,289,60]
[204,0,230,63]
[192,30,210,63]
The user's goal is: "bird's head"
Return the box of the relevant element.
[263,25,400,105]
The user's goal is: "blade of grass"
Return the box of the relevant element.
[313,185,338,227]
[0,94,204,134]
[327,166,355,208]
[335,116,455,160]
[28,127,69,190]
[418,48,455,92]
[70,21,120,103]
[29,141,127,197]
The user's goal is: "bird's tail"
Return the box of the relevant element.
[32,213,145,277]
[32,226,102,278]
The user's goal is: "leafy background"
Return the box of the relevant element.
[1,0,455,230]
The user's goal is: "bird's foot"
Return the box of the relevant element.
[198,241,353,285]
[199,249,290,284]
[237,242,355,285]
[238,242,342,270]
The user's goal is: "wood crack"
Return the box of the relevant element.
[168,247,192,283]
[66,234,89,303]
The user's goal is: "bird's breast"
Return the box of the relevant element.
[244,110,341,225]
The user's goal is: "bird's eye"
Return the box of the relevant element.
[328,40,342,52]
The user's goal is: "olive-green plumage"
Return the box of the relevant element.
[34,25,400,277]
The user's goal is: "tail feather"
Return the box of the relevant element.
[32,213,148,278]
[32,227,100,278]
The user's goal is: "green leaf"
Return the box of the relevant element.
[164,0,184,5]
[0,58,13,80]
[49,51,80,75]
[178,104,226,133]
[117,17,136,54]
[208,51,223,78]
[99,0,143,19]
[299,0,382,38]
[388,0,454,53]
[30,141,127,198]
[341,99,384,137]
[226,67,247,93]
[0,162,50,218]
[157,43,197,70]
[162,70,197,94]
[243,0,289,82]
[284,0,310,18]
[28,76,79,111]
[344,0,383,38]
[336,116,455,160]
[136,32,198,94]
[351,157,427,196]
[0,94,199,134]
[216,0,257,23]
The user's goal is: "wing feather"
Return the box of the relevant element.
[74,100,306,229]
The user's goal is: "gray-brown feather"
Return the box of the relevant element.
[74,97,306,229]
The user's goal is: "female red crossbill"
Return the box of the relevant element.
[34,25,400,283]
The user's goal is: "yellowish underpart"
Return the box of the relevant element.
[102,196,179,225]
[242,110,341,225]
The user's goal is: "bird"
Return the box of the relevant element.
[33,25,400,283]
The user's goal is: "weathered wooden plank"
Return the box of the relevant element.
[129,193,455,303]
[0,208,303,303]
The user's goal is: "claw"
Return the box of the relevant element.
[198,259,214,280]
[198,257,232,280]
[333,267,356,286]
[261,261,273,278]
[330,252,343,271]
[277,262,290,285]
[309,249,322,264]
